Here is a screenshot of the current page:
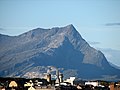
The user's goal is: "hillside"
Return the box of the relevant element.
[0,24,120,80]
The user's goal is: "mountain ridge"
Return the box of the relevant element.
[0,24,120,80]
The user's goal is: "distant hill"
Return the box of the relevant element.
[0,24,120,80]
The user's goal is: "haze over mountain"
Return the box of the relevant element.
[0,24,120,80]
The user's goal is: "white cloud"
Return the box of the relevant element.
[0,28,5,31]
[105,23,120,26]
[88,41,100,45]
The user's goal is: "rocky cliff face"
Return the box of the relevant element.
[0,24,120,80]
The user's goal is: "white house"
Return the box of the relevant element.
[85,81,98,87]
[64,77,75,85]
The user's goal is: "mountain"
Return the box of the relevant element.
[0,24,120,80]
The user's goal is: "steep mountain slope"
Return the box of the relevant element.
[0,24,120,80]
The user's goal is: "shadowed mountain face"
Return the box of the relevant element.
[0,24,120,80]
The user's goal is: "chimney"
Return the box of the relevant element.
[59,73,63,83]
[56,69,60,84]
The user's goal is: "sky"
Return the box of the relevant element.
[0,0,120,66]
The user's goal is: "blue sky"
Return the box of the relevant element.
[0,0,120,66]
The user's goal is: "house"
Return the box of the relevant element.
[9,81,18,88]
[28,86,35,90]
[24,80,34,88]
[64,77,75,85]
[85,81,98,87]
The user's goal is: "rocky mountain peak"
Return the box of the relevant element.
[0,24,120,80]
[64,24,75,29]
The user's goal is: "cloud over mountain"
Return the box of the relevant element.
[105,23,120,26]
[88,41,100,45]
[0,28,5,31]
